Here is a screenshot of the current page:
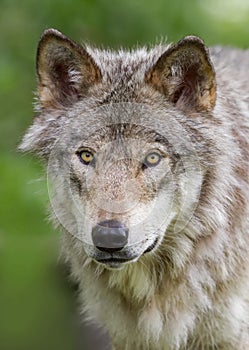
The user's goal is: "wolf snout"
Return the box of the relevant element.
[92,220,129,253]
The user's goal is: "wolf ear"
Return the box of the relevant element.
[36,29,102,109]
[145,36,216,112]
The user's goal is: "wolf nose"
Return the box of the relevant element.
[92,220,129,253]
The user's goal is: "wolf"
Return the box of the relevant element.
[20,28,249,349]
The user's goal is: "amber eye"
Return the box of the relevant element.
[78,150,95,165]
[143,152,161,168]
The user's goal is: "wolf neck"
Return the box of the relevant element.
[90,246,190,312]
[105,258,162,303]
[82,248,198,347]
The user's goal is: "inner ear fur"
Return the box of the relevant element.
[37,28,102,109]
[145,36,216,112]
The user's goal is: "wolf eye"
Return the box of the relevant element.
[78,150,95,165]
[143,152,161,168]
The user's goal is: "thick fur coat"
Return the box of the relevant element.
[20,29,249,349]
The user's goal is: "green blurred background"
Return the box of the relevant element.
[1,0,249,349]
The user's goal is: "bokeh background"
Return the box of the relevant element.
[1,1,249,349]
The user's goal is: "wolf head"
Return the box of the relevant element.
[20,29,216,270]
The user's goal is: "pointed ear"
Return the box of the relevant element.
[36,29,102,109]
[145,36,216,112]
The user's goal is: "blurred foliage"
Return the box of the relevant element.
[1,0,249,349]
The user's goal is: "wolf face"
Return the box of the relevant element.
[47,109,197,270]
[20,29,215,270]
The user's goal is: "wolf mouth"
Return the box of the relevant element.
[95,256,136,266]
[93,237,159,268]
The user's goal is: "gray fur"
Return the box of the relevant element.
[20,29,249,349]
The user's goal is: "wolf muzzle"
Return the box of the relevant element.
[92,220,129,253]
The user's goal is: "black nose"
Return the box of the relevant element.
[92,220,129,253]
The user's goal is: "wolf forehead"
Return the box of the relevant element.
[67,122,171,148]
[85,45,167,85]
